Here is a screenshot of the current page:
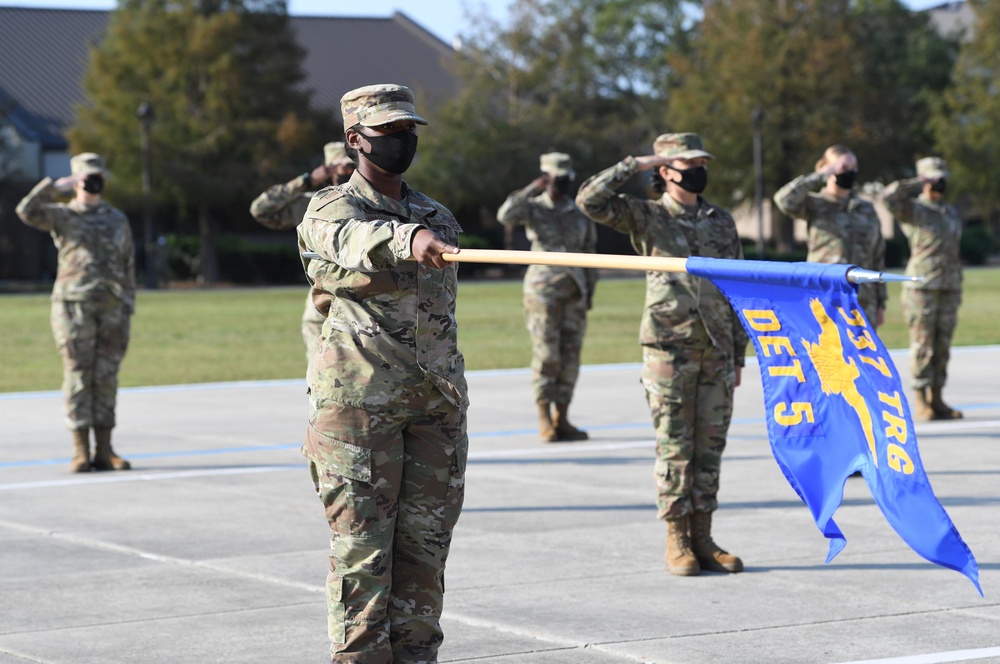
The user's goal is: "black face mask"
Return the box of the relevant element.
[668,165,708,194]
[82,175,104,194]
[834,170,858,190]
[551,176,571,195]
[930,179,947,193]
[359,129,418,174]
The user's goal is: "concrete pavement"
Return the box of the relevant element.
[1,347,998,663]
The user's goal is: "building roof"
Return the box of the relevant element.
[0,7,457,150]
[0,8,108,148]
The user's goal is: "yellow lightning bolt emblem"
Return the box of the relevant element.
[800,298,878,467]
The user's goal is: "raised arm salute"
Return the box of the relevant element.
[576,133,748,577]
[883,157,964,421]
[774,145,887,328]
[16,153,135,473]
[497,152,597,442]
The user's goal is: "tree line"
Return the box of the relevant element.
[68,0,999,282]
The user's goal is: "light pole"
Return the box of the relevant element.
[751,106,765,260]
[137,100,157,289]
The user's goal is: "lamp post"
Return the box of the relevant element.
[136,100,157,289]
[751,106,765,260]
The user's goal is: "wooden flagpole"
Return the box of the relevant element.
[442,249,688,273]
[300,249,915,284]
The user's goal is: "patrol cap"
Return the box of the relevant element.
[70,152,105,176]
[324,142,351,165]
[653,133,714,160]
[540,152,574,178]
[340,84,427,129]
[916,156,948,180]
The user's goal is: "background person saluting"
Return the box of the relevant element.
[882,156,964,421]
[16,152,134,473]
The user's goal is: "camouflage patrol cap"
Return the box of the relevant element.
[70,152,105,176]
[540,152,575,178]
[340,84,427,129]
[653,133,714,160]
[324,142,350,165]
[916,156,949,180]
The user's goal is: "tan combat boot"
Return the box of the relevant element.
[553,402,588,441]
[929,387,963,420]
[665,516,700,576]
[912,388,934,421]
[70,428,91,473]
[536,401,558,443]
[91,428,131,471]
[690,511,743,573]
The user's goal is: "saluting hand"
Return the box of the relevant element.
[53,173,85,193]
[309,163,334,187]
[411,229,459,269]
[818,154,852,176]
[531,174,550,191]
[635,155,669,171]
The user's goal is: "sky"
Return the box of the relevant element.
[2,0,952,49]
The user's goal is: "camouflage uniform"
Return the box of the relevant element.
[883,158,962,393]
[16,164,135,431]
[496,155,597,406]
[575,141,748,521]
[774,172,887,324]
[250,142,352,363]
[298,84,468,663]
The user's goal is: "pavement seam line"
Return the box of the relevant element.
[0,517,325,595]
[0,600,322,639]
[442,611,658,663]
[0,646,54,663]
[589,603,1000,646]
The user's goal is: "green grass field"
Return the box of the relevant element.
[3,267,999,393]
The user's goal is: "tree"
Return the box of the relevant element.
[407,0,691,244]
[849,0,957,183]
[931,0,1000,226]
[70,0,328,283]
[666,0,956,251]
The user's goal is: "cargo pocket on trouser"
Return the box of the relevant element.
[442,438,468,596]
[309,427,375,536]
[440,436,468,535]
[310,423,395,656]
[327,572,346,645]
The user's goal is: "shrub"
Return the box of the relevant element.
[165,234,304,284]
[960,222,997,266]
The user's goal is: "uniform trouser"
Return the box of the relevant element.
[523,279,587,405]
[642,343,735,520]
[304,391,468,663]
[301,289,324,365]
[50,293,131,430]
[901,287,961,390]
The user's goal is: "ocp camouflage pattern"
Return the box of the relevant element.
[297,171,468,412]
[576,155,745,519]
[497,184,598,298]
[774,172,887,323]
[50,293,130,429]
[901,288,961,390]
[297,169,468,662]
[882,178,963,290]
[575,156,749,362]
[249,175,325,359]
[498,184,597,403]
[17,177,136,311]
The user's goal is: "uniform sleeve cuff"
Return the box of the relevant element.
[392,223,426,261]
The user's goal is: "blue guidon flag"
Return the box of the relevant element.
[687,257,981,595]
